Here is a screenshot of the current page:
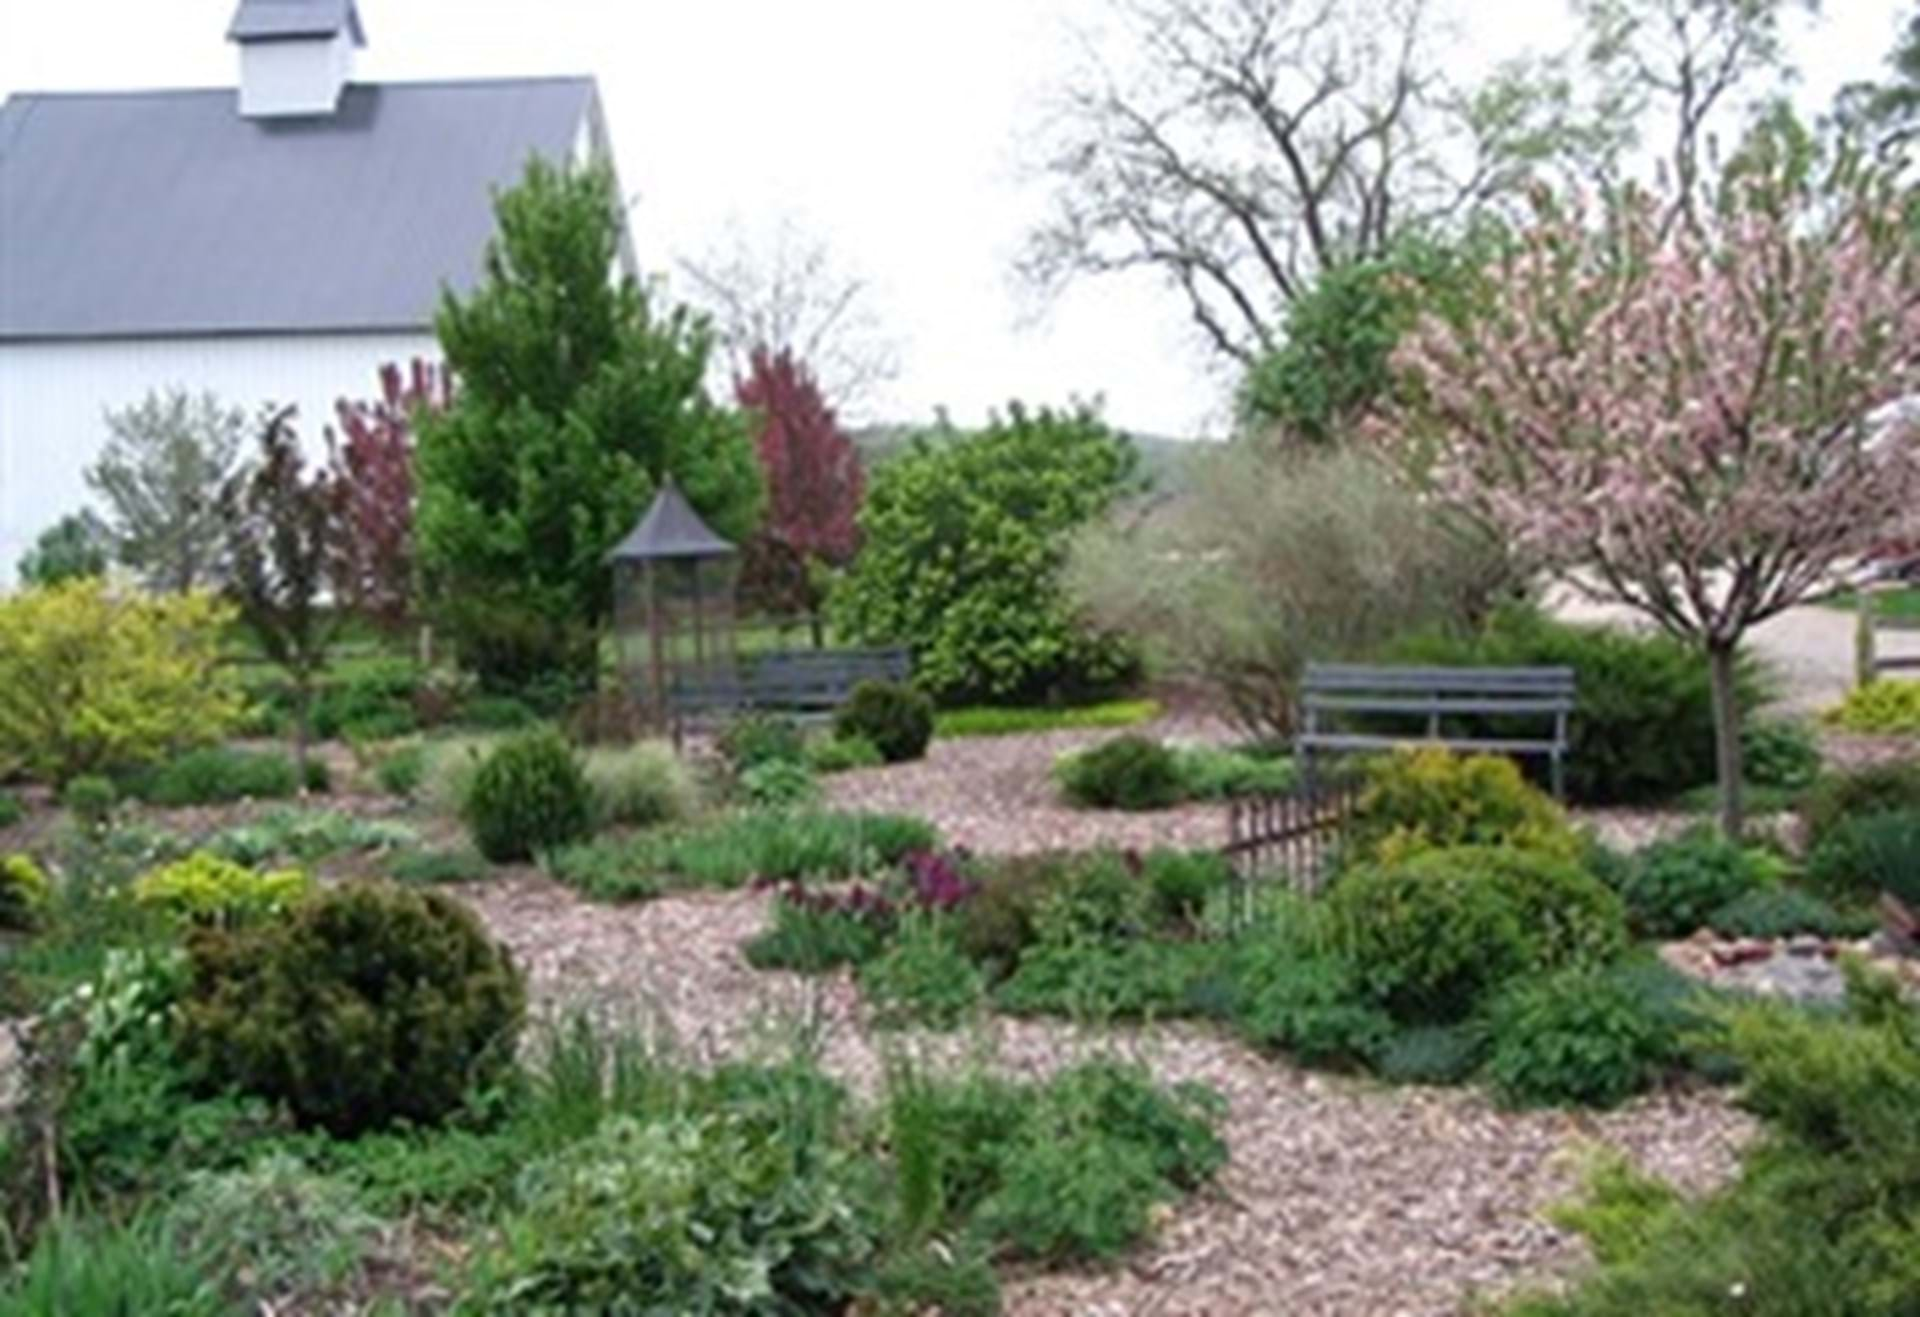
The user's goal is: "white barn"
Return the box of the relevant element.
[0,0,631,584]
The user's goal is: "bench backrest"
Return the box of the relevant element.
[668,646,912,714]
[1300,664,1575,718]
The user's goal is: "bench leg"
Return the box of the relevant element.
[1550,751,1565,802]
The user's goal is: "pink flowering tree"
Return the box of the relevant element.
[329,359,450,631]
[1383,165,1920,836]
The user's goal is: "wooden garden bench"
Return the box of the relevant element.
[1295,663,1577,799]
[668,646,912,722]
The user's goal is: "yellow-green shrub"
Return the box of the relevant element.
[133,852,309,927]
[1348,747,1581,866]
[0,853,51,930]
[0,580,244,783]
[1823,679,1920,735]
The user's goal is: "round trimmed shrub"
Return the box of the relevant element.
[0,853,51,931]
[461,728,594,863]
[1487,968,1669,1108]
[1328,846,1627,1023]
[834,681,935,764]
[1057,736,1183,811]
[1618,830,1763,939]
[175,881,526,1136]
[1347,748,1582,866]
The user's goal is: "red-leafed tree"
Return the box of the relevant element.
[329,359,450,630]
[735,348,864,645]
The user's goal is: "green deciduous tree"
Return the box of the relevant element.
[1236,236,1490,443]
[415,158,761,690]
[832,404,1142,704]
[85,389,245,593]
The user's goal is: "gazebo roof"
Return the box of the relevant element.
[607,479,737,562]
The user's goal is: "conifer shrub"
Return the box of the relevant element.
[174,882,526,1136]
[834,681,935,763]
[461,728,595,862]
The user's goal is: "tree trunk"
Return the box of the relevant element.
[809,609,825,650]
[293,674,313,791]
[1707,639,1745,839]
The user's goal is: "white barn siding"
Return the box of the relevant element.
[0,330,437,586]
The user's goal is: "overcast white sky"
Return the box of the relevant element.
[0,0,1906,437]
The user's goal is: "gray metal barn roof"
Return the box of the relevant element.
[0,76,598,340]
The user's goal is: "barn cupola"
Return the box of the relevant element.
[228,0,366,119]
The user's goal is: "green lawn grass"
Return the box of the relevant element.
[934,699,1162,738]
[1818,586,1920,623]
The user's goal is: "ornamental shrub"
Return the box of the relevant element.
[1616,829,1764,939]
[135,747,303,807]
[0,792,22,829]
[859,913,985,1030]
[974,1061,1224,1263]
[717,712,805,771]
[1823,678,1920,735]
[806,735,884,774]
[1385,606,1763,805]
[833,403,1143,704]
[163,1156,380,1312]
[1741,718,1822,790]
[0,853,51,931]
[467,1111,876,1314]
[738,758,822,809]
[1807,809,1920,908]
[1347,747,1583,866]
[1230,953,1394,1066]
[461,728,595,862]
[132,852,309,927]
[1056,735,1183,811]
[1799,757,1920,851]
[1374,1022,1488,1087]
[834,680,934,763]
[1328,846,1627,1023]
[1487,967,1670,1108]
[59,775,117,827]
[1707,886,1872,941]
[742,882,896,972]
[0,580,244,784]
[174,881,526,1136]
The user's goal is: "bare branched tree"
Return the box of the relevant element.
[675,216,902,422]
[1573,0,1816,234]
[1021,0,1598,365]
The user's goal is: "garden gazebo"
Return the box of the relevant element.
[607,479,739,727]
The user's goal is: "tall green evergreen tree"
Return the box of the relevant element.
[416,158,762,689]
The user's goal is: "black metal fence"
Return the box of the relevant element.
[1223,775,1360,898]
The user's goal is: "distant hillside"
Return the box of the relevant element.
[849,424,1214,496]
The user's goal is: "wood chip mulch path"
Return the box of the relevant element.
[461,875,1756,1317]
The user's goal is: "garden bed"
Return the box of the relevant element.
[459,874,1755,1317]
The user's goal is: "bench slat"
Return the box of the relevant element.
[1303,695,1574,715]
[1303,666,1574,691]
[1298,733,1565,755]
